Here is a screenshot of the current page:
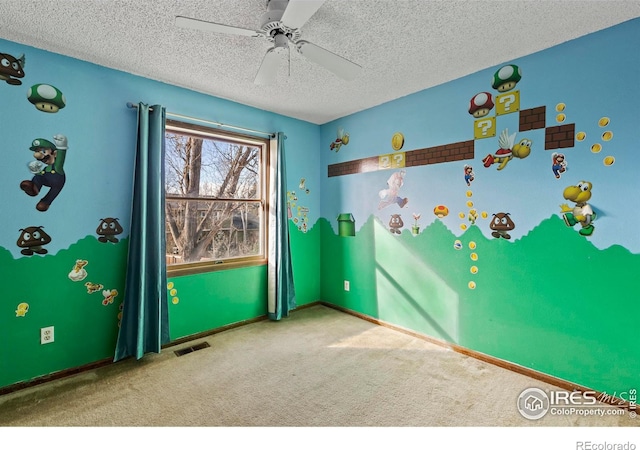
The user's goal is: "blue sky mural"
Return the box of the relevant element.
[320,18,640,254]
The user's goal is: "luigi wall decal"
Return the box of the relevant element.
[0,52,26,85]
[20,134,68,211]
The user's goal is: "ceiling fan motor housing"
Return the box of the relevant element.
[261,0,301,42]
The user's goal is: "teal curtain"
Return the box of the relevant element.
[114,103,170,361]
[267,132,296,320]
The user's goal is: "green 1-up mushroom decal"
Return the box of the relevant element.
[27,84,66,113]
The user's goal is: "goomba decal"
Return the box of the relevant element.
[0,52,25,85]
[17,225,51,255]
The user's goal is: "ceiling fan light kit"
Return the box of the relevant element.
[176,0,362,85]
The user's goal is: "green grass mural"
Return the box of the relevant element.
[319,214,639,394]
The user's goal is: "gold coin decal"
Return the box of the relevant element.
[556,103,566,112]
[468,281,476,290]
[576,131,586,141]
[591,143,602,153]
[556,113,566,123]
[391,132,405,151]
[598,117,610,127]
[470,266,478,274]
[604,156,615,166]
[602,131,613,141]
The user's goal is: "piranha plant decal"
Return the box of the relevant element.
[411,213,421,235]
[0,52,25,85]
[560,181,596,236]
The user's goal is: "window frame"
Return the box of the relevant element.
[164,119,270,277]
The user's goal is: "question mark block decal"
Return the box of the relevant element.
[496,91,520,116]
[379,152,406,169]
[474,117,496,139]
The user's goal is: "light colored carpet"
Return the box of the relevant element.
[0,305,635,427]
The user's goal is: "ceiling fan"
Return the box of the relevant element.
[175,0,362,85]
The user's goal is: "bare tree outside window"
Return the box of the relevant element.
[164,120,267,273]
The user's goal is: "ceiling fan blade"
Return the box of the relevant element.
[254,48,286,85]
[281,0,325,29]
[297,41,362,81]
[175,16,260,37]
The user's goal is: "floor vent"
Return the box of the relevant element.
[174,341,210,357]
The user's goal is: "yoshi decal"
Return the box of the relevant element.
[560,181,596,236]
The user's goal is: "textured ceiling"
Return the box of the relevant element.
[1,0,639,124]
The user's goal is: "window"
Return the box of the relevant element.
[164,119,268,276]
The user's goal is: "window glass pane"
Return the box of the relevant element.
[165,133,260,199]
[166,199,263,264]
[164,122,266,272]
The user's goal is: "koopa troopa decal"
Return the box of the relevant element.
[560,181,596,236]
[20,135,68,212]
[482,128,531,170]
[0,52,25,85]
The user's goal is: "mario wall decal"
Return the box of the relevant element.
[378,170,408,210]
[20,135,68,212]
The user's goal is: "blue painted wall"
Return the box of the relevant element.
[318,18,640,394]
[0,38,321,388]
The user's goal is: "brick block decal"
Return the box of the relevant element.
[545,123,575,150]
[327,140,474,177]
[519,106,546,132]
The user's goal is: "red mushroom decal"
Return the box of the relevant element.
[468,92,494,118]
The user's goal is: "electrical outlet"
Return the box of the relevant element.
[41,326,54,345]
[344,280,350,291]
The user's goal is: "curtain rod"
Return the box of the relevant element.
[126,102,276,138]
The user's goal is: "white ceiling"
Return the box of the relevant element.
[1,0,639,124]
